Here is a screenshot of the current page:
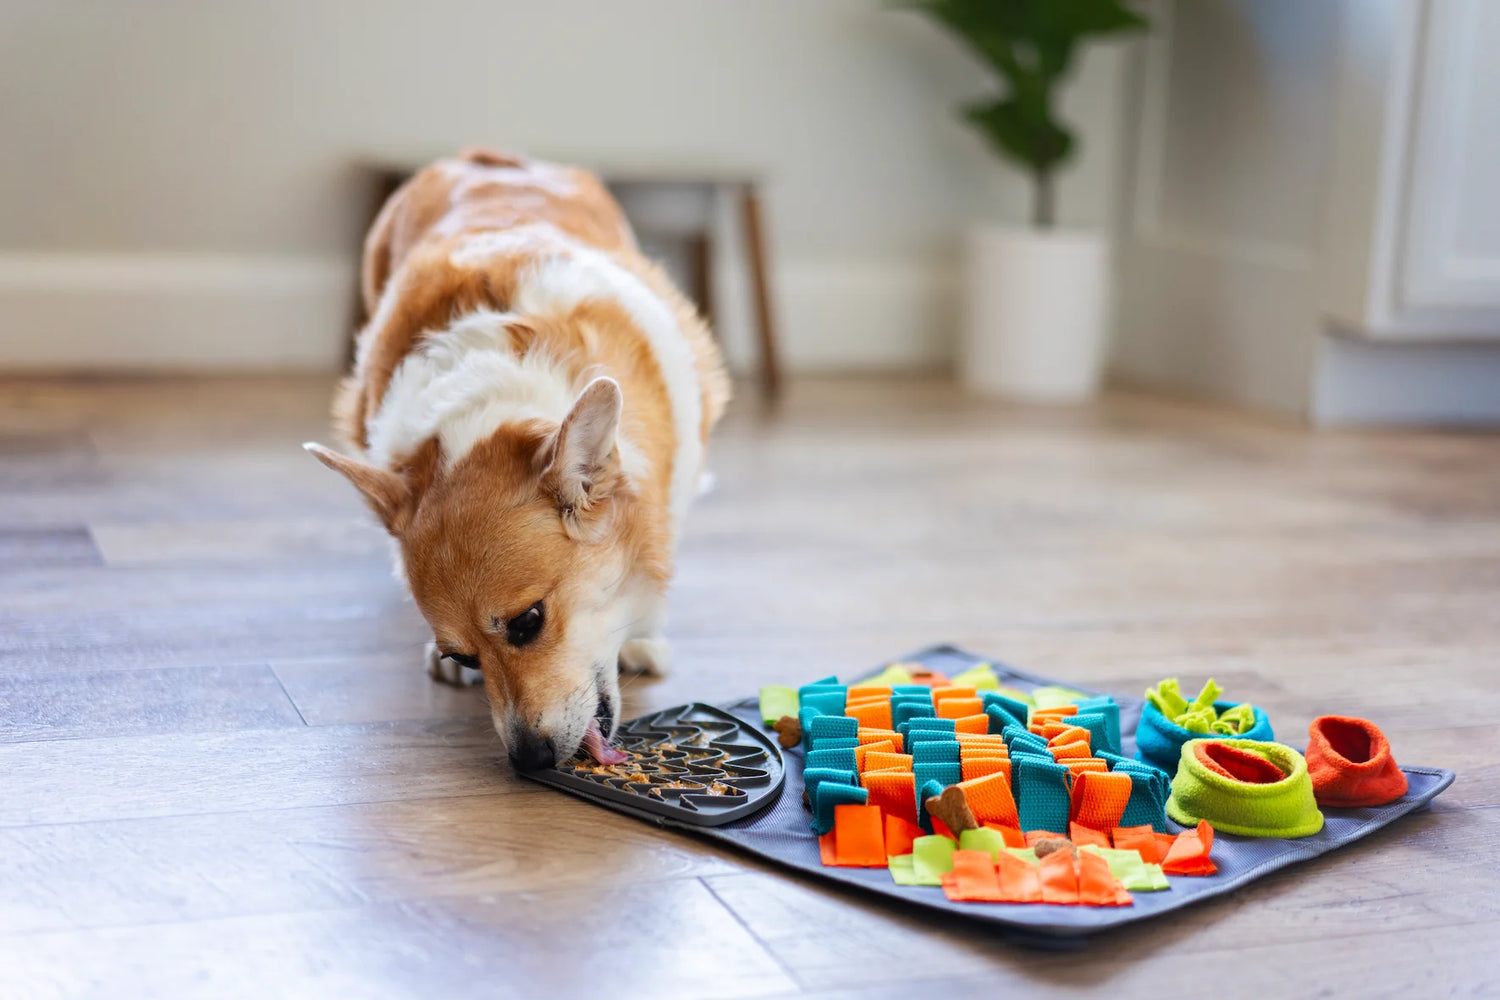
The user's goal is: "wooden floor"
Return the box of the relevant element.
[2,374,1497,998]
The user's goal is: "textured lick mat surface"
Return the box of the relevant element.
[538,645,1456,941]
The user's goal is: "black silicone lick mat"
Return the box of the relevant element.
[525,702,785,826]
[533,645,1455,942]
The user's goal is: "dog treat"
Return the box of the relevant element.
[772,715,802,748]
[1306,715,1408,808]
[1032,836,1075,859]
[925,784,979,834]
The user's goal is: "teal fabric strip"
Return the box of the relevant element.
[1014,756,1072,834]
[813,779,868,835]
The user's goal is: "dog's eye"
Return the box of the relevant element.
[441,652,479,671]
[506,601,545,647]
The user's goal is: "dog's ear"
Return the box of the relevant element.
[541,377,625,541]
[303,442,420,535]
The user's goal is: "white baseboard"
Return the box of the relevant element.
[0,250,955,375]
[1312,333,1500,426]
[0,253,356,371]
[717,258,958,373]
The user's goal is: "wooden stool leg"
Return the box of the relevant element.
[688,231,716,334]
[739,184,783,398]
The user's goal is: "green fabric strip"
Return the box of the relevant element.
[758,685,799,726]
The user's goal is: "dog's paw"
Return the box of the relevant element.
[425,641,483,687]
[618,637,671,678]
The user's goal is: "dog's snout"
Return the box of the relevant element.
[508,729,557,772]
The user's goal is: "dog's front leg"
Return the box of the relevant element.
[617,594,670,678]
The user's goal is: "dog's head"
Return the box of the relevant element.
[306,377,635,769]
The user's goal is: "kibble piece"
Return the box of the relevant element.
[1033,836,1075,859]
[773,715,803,748]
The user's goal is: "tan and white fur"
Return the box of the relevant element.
[305,149,728,768]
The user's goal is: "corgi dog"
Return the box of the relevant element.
[305,149,729,770]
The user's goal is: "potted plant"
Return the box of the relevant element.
[905,0,1148,401]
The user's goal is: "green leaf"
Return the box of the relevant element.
[963,98,1074,173]
[901,0,1148,190]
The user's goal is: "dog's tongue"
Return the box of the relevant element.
[582,719,629,765]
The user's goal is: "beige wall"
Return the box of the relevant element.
[0,0,1129,372]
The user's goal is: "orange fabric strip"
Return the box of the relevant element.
[853,740,898,772]
[846,684,894,700]
[930,685,978,704]
[1047,726,1092,748]
[937,697,986,720]
[953,713,990,734]
[957,772,1020,828]
[1069,770,1134,831]
[942,849,1006,902]
[1068,821,1111,848]
[862,750,913,774]
[863,770,919,827]
[819,831,837,866]
[1162,819,1218,876]
[1111,825,1163,864]
[832,804,888,867]
[1077,849,1133,906]
[1049,739,1093,760]
[996,851,1044,902]
[1061,759,1109,775]
[1039,849,1081,904]
[884,814,925,857]
[962,757,1011,781]
[959,749,1010,765]
[846,700,894,731]
[857,728,902,745]
[985,823,1027,848]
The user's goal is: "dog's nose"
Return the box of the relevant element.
[508,730,557,771]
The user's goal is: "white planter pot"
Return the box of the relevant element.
[959,225,1111,402]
